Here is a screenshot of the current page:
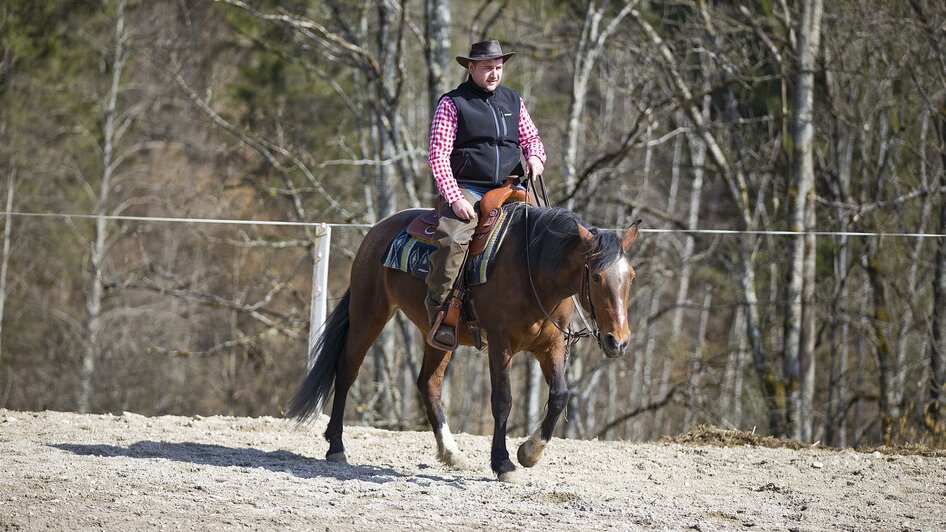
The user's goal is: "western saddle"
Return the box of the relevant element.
[407,177,532,350]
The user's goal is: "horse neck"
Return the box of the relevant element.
[531,248,584,309]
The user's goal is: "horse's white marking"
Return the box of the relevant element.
[615,256,633,278]
[435,422,470,469]
[437,422,461,456]
[611,257,633,327]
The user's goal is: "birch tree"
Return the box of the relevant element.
[783,0,824,442]
[79,1,129,413]
[561,1,635,210]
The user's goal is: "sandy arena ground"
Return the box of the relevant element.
[1,409,944,531]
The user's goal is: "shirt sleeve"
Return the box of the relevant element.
[428,97,463,204]
[518,98,546,164]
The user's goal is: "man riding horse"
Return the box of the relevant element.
[425,39,547,347]
[289,39,642,482]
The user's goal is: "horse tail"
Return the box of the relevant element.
[288,289,351,422]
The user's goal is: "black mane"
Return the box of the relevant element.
[507,205,625,276]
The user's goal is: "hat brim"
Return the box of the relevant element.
[456,52,515,68]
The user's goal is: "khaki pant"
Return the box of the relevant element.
[425,188,480,323]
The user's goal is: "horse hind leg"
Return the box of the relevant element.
[323,294,395,464]
[417,344,471,470]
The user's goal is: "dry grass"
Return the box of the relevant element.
[664,424,946,457]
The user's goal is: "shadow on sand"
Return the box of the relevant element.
[52,441,404,483]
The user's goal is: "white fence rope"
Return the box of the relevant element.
[4,209,944,361]
[1,211,944,238]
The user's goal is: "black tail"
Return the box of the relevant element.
[288,289,351,422]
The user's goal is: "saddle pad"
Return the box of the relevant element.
[382,203,519,286]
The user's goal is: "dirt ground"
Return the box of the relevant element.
[1,409,944,531]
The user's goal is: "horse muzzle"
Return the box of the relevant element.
[601,332,629,358]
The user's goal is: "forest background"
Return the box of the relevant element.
[1,0,945,449]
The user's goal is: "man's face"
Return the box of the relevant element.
[469,58,504,92]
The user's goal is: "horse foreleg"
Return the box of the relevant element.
[488,343,518,482]
[517,349,568,468]
[416,345,469,470]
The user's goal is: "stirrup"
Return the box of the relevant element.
[426,311,458,351]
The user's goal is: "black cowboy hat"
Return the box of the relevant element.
[456,40,515,67]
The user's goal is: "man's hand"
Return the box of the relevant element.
[451,198,476,221]
[526,155,545,181]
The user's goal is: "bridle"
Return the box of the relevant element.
[521,175,603,356]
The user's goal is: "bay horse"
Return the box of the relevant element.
[289,204,641,482]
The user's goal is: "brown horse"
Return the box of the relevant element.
[289,205,641,482]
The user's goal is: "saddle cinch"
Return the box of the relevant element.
[408,178,533,350]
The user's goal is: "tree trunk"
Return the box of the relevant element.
[930,100,946,429]
[826,123,853,447]
[863,242,896,441]
[722,305,747,428]
[742,241,786,436]
[894,111,932,425]
[684,290,712,429]
[425,0,451,115]
[80,0,127,413]
[783,0,824,442]
[562,2,634,209]
[425,0,451,199]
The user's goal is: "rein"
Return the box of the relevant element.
[522,175,602,354]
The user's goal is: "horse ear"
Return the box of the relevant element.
[577,223,595,247]
[621,219,643,251]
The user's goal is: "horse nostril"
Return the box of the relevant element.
[605,334,621,350]
[604,334,628,355]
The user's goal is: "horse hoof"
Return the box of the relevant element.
[497,469,523,484]
[438,450,471,470]
[326,451,348,464]
[517,440,545,468]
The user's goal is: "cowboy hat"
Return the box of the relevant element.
[456,40,515,67]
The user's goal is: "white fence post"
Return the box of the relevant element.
[308,223,331,368]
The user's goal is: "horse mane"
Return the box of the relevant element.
[508,205,626,276]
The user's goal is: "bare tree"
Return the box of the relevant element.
[561,1,636,210]
[79,1,129,413]
[783,0,824,441]
[425,0,452,119]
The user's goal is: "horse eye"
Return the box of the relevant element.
[592,273,602,283]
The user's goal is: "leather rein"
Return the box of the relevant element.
[522,174,602,355]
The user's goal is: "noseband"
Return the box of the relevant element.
[576,262,603,346]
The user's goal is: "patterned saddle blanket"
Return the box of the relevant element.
[382,203,521,286]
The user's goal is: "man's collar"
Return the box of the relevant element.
[465,76,495,96]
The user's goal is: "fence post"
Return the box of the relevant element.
[308,223,331,368]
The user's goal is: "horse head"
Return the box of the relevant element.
[576,219,641,358]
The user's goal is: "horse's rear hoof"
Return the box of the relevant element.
[497,469,523,484]
[326,451,348,464]
[438,450,471,471]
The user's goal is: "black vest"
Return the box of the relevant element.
[444,79,524,187]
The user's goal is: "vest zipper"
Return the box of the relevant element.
[486,99,501,181]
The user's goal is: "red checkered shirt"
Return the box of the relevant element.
[428,96,546,204]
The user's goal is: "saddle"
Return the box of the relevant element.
[406,178,531,255]
[407,177,532,350]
